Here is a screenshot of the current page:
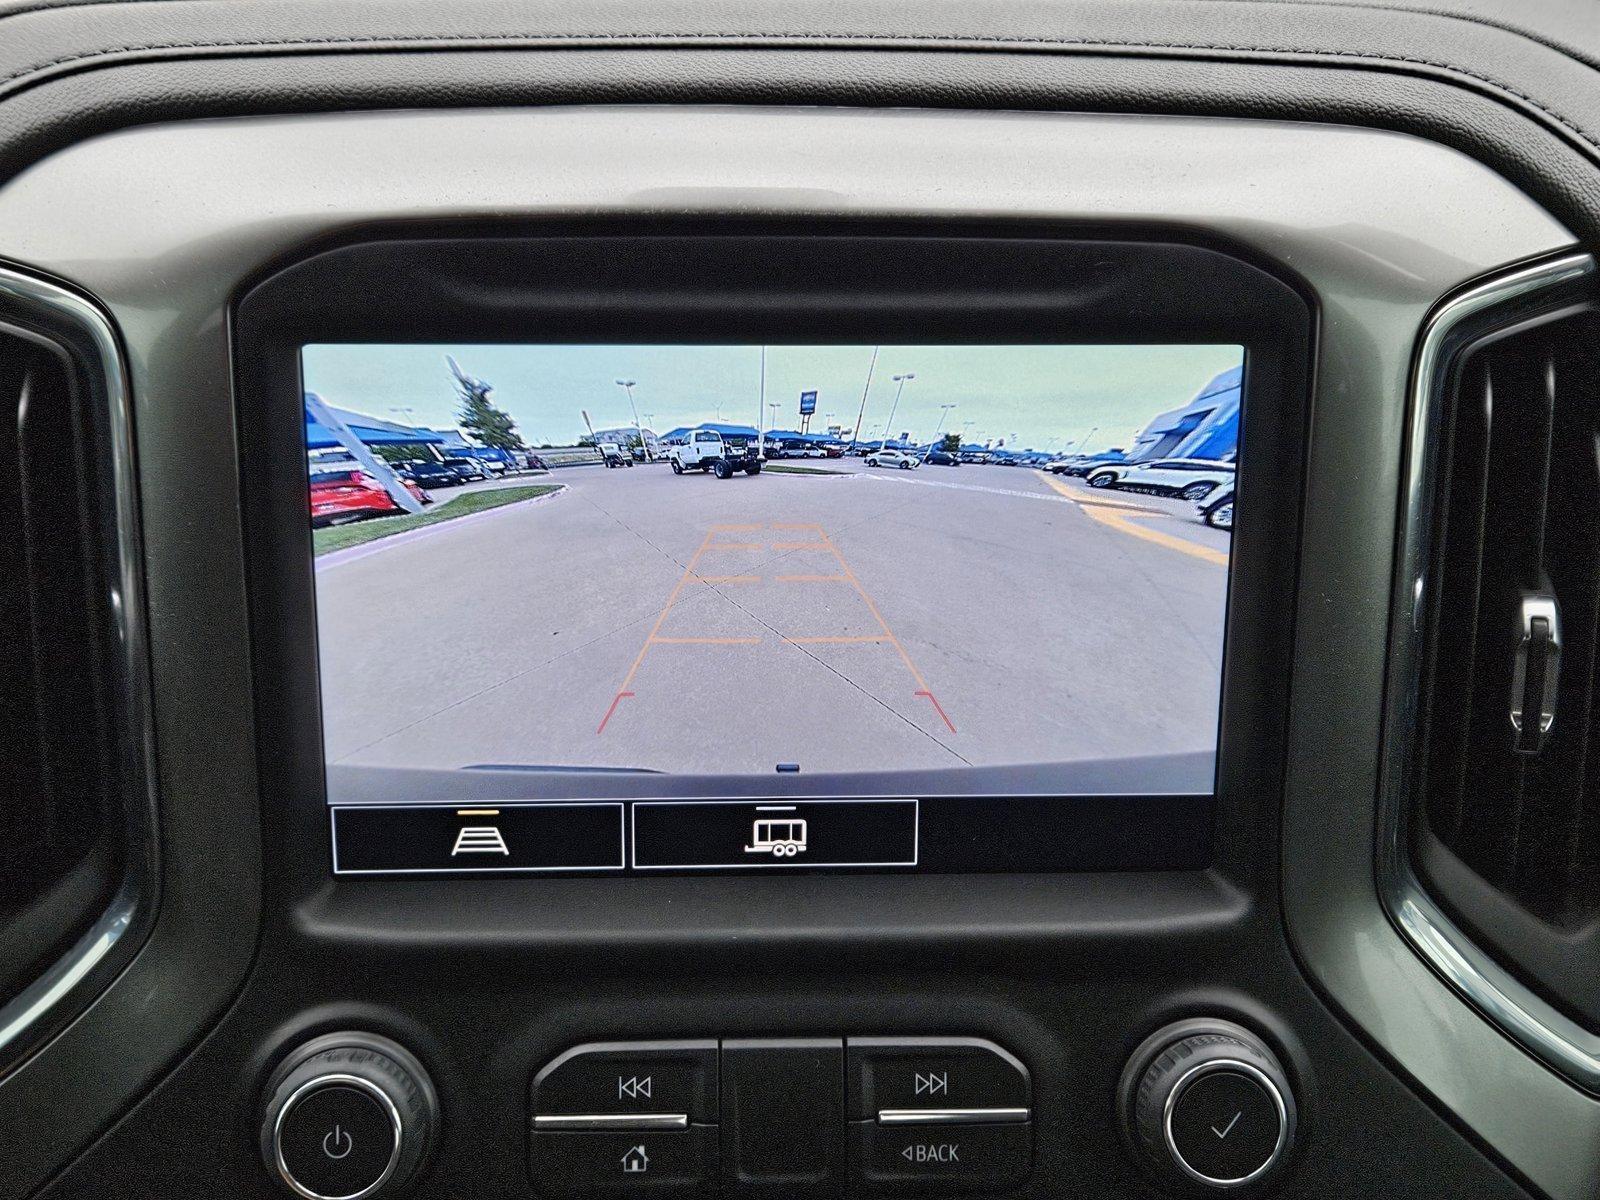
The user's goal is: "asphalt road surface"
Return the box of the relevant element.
[314,462,1232,776]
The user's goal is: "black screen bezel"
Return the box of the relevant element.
[235,222,1310,896]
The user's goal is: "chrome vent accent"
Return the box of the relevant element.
[0,267,153,1073]
[1382,253,1600,1095]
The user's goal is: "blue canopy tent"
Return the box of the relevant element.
[304,392,444,515]
[661,422,760,443]
[304,396,445,450]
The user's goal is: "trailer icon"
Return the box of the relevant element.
[744,817,808,857]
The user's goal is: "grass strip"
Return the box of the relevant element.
[313,484,561,556]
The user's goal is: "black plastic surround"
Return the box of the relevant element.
[234,225,1309,888]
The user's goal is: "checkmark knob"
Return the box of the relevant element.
[1122,1018,1297,1191]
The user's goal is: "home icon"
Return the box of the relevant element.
[620,1145,649,1174]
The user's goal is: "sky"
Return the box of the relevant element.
[301,343,1243,454]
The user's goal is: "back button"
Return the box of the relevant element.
[851,1121,1031,1193]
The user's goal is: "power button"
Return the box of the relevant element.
[260,1033,437,1200]
[275,1079,399,1200]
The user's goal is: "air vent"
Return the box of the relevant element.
[1412,280,1600,1032]
[0,332,110,908]
[0,269,152,1073]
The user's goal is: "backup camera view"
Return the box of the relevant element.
[305,343,1242,793]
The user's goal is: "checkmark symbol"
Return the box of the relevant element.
[1212,1111,1242,1140]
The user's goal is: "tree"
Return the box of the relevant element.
[451,363,526,451]
[940,432,961,453]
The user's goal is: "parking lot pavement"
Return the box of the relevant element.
[315,462,1231,776]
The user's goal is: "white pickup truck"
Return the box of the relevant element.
[668,429,763,478]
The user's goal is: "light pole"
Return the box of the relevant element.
[757,345,767,459]
[880,372,915,449]
[615,379,646,460]
[847,346,880,454]
[767,401,780,457]
[925,403,956,461]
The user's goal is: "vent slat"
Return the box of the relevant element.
[1422,308,1600,928]
[1424,359,1493,844]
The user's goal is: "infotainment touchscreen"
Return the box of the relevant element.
[303,342,1243,875]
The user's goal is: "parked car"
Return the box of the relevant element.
[1199,486,1235,531]
[397,460,459,489]
[1057,452,1127,477]
[924,449,961,466]
[522,452,549,471]
[866,448,922,470]
[1086,458,1235,500]
[597,442,634,468]
[308,469,428,526]
[441,456,490,482]
[668,429,763,478]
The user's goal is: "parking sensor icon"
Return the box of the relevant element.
[451,826,509,856]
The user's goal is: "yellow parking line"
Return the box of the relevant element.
[1035,470,1228,568]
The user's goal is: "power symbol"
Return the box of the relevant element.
[323,1125,354,1160]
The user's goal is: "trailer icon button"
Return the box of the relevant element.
[744,809,808,857]
[632,799,917,869]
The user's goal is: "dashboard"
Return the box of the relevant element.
[1,5,1599,1200]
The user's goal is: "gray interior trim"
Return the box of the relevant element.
[1379,252,1600,1096]
[0,264,155,1071]
[0,104,1584,1193]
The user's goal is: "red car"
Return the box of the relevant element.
[308,469,429,526]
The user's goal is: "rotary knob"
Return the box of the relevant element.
[1121,1018,1296,1192]
[260,1032,438,1200]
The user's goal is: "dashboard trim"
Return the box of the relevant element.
[0,105,1583,1200]
[0,263,156,1076]
[1378,251,1600,1093]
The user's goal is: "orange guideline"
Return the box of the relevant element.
[597,523,955,735]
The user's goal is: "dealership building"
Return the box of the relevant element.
[1127,365,1241,462]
